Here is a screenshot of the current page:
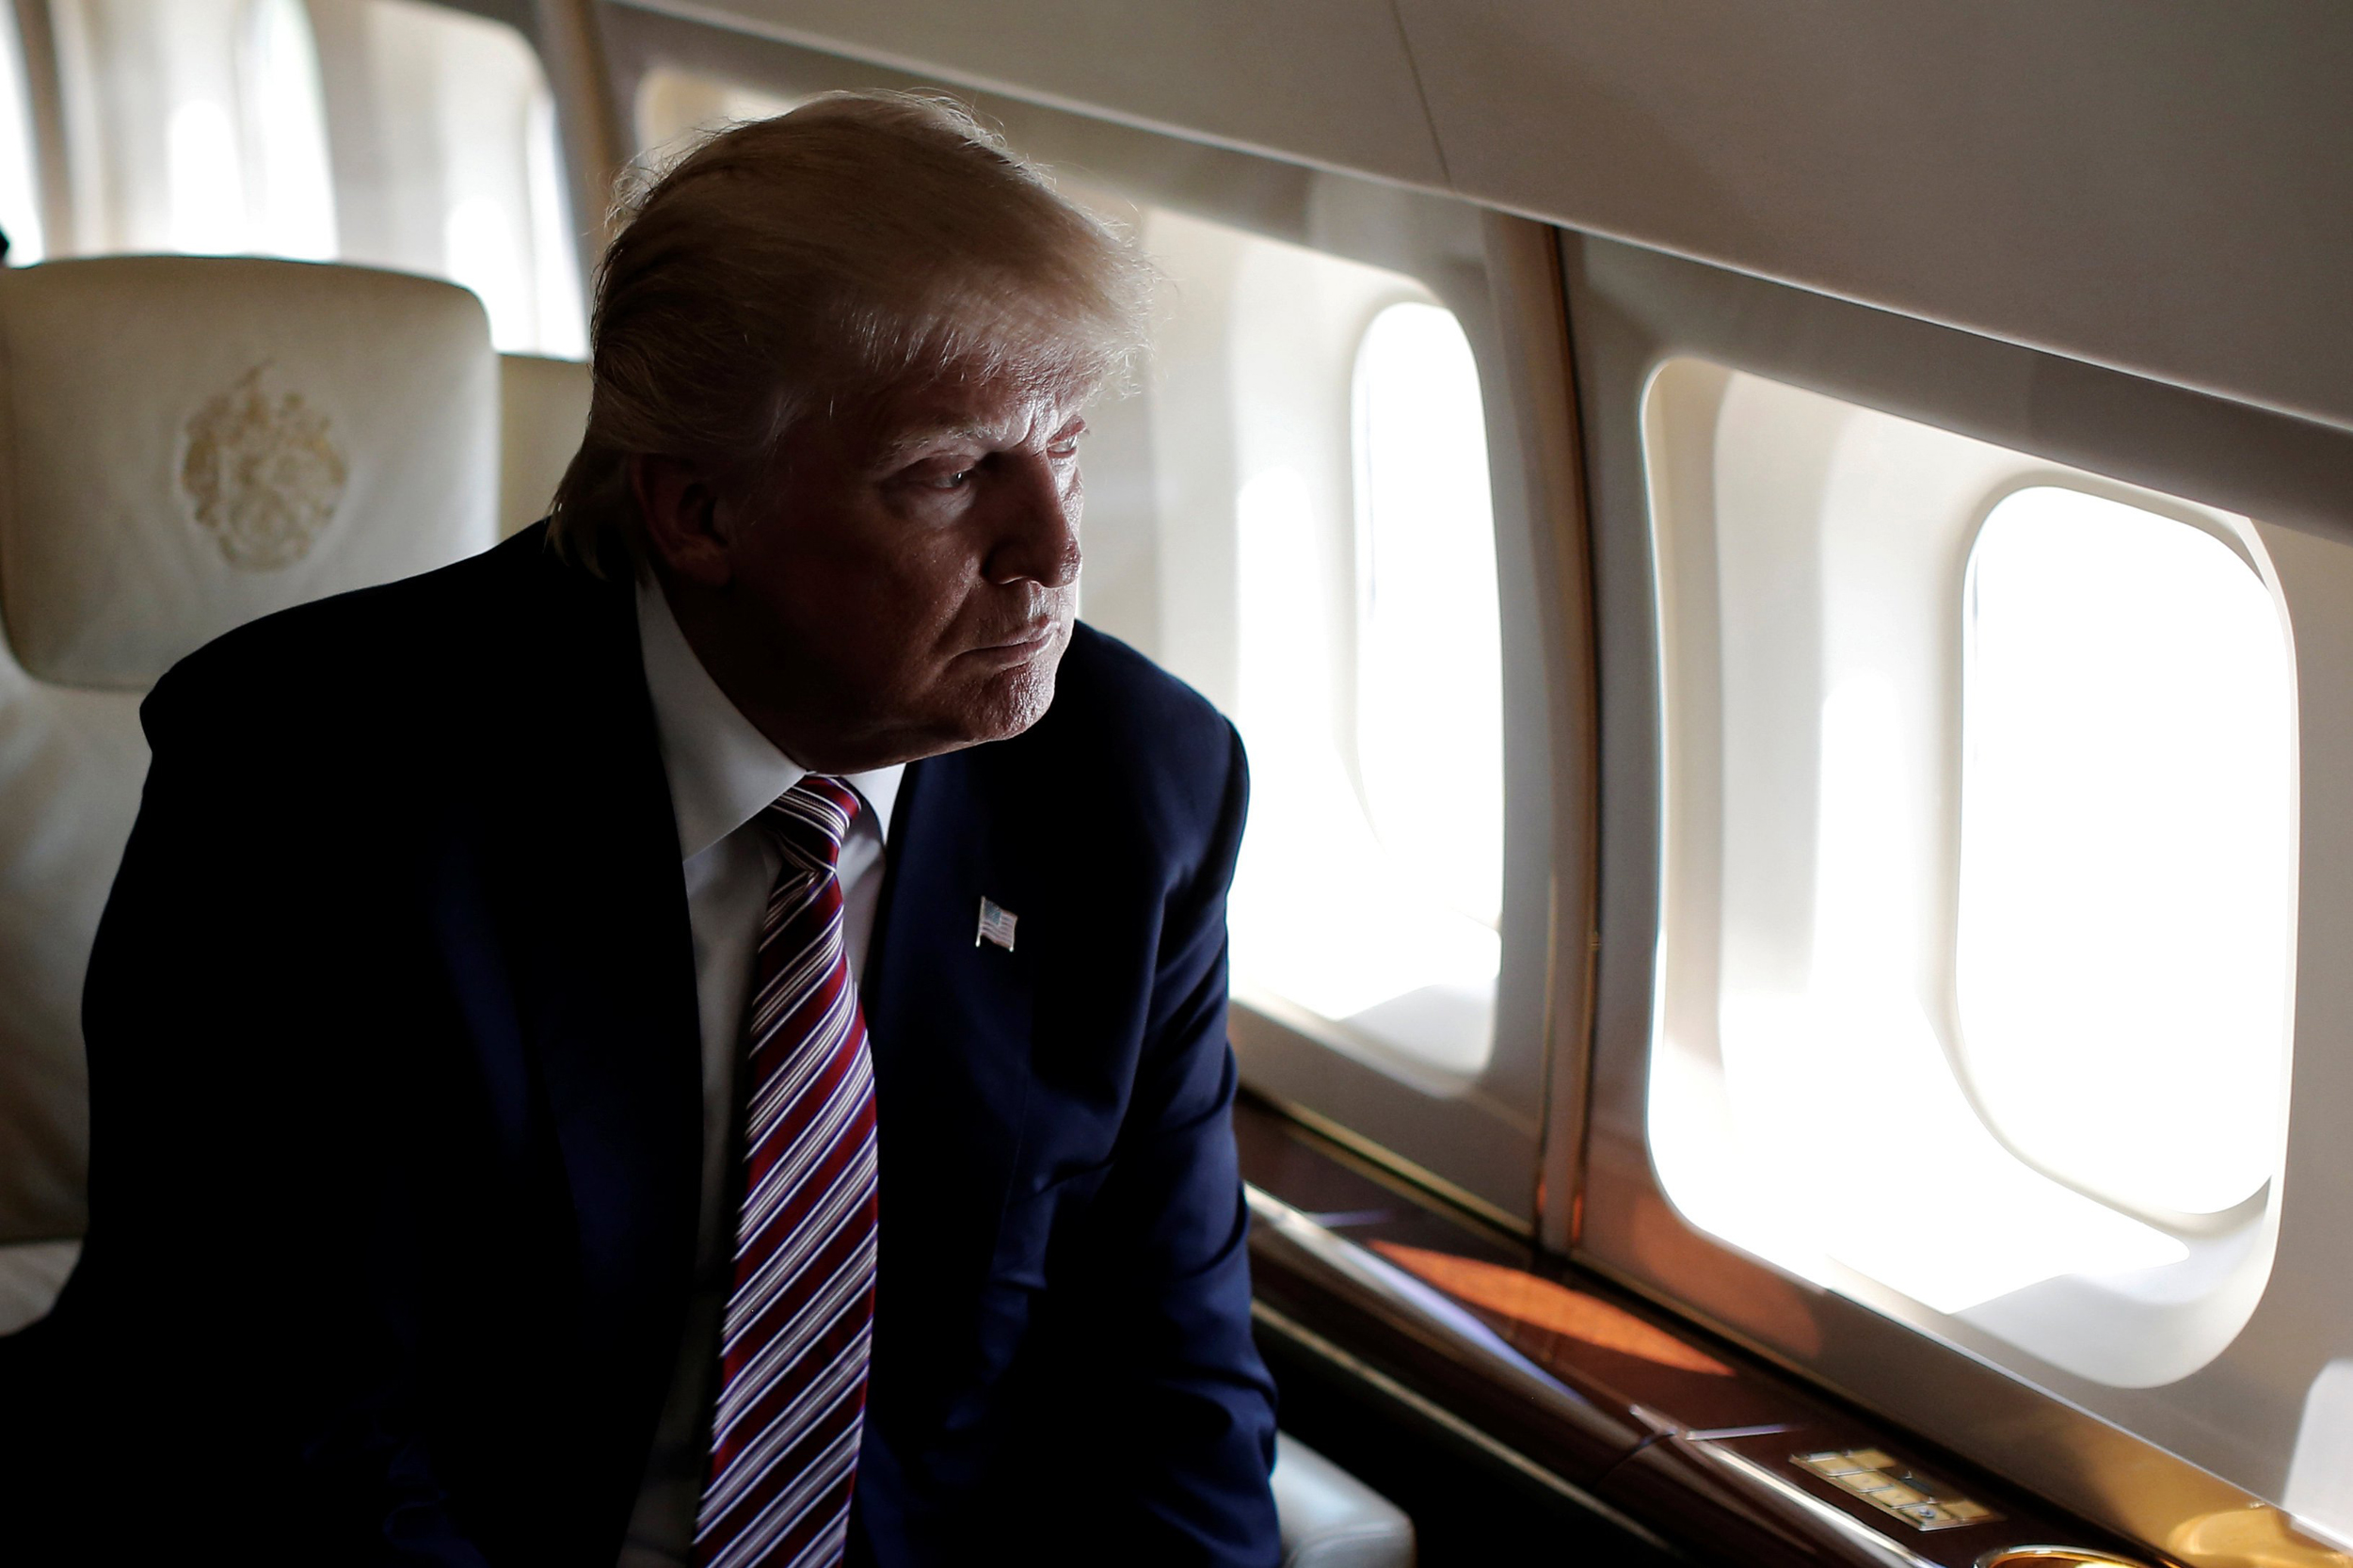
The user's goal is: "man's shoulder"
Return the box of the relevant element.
[996,623,1245,859]
[1043,623,1237,772]
[146,526,588,748]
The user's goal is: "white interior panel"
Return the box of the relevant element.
[623,0,1448,190]
[1393,1,2353,436]
[670,0,2353,438]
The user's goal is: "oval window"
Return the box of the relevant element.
[1353,302,1503,931]
[1956,487,2296,1219]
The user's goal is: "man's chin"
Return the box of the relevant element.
[961,659,1061,744]
[880,633,1068,760]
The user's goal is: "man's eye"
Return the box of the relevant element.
[927,468,975,490]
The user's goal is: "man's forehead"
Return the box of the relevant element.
[866,386,1082,463]
[861,374,1089,459]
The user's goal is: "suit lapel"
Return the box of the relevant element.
[862,745,1039,1408]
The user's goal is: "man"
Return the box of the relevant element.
[45,95,1280,1563]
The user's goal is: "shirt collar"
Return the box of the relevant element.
[634,574,904,862]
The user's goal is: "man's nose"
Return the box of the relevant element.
[984,452,1081,589]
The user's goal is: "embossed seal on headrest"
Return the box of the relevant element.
[180,363,348,570]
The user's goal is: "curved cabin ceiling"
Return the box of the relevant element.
[629,0,2353,439]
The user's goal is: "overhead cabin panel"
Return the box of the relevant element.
[1393,0,2353,434]
[618,0,1450,190]
[658,0,2353,440]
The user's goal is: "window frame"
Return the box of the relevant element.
[1635,357,2296,1387]
[1563,227,2353,1547]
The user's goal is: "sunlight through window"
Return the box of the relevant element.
[1355,303,1504,930]
[443,194,528,350]
[0,0,43,261]
[53,0,584,354]
[1957,488,2296,1220]
[166,100,248,254]
[245,0,336,261]
[525,87,586,359]
[357,0,576,353]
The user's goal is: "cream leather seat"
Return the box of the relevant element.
[0,254,501,1332]
[1273,1434,1416,1567]
[500,350,592,537]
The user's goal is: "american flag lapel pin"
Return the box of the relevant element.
[975,897,1017,952]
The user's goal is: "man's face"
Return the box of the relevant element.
[662,363,1086,773]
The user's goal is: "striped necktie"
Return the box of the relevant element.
[694,775,880,1568]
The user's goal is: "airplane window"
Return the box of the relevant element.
[1141,213,1503,1080]
[48,0,584,356]
[1958,487,2294,1224]
[1641,360,2291,1389]
[323,0,583,355]
[51,0,333,258]
[242,0,337,259]
[0,2,44,260]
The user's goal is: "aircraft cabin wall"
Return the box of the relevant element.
[1,3,2350,1566]
[605,3,2353,1555]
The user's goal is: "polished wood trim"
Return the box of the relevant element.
[1242,1083,1530,1240]
[1241,1100,2165,1568]
[1247,1184,1642,1483]
[1604,1439,1941,1568]
[1250,1297,1692,1562]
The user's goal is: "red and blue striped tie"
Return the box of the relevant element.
[694,775,879,1568]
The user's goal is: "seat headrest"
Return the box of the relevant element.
[0,256,499,689]
[499,351,592,539]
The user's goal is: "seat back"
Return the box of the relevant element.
[1273,1434,1416,1567]
[499,351,592,537]
[0,255,500,1262]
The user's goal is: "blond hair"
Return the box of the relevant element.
[547,92,1151,576]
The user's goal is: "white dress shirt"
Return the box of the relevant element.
[618,575,904,1568]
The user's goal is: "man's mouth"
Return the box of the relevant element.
[966,623,1058,664]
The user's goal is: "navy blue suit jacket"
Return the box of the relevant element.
[38,526,1280,1563]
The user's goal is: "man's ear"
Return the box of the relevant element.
[630,454,732,588]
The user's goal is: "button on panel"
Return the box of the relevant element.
[1795,1448,2001,1531]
